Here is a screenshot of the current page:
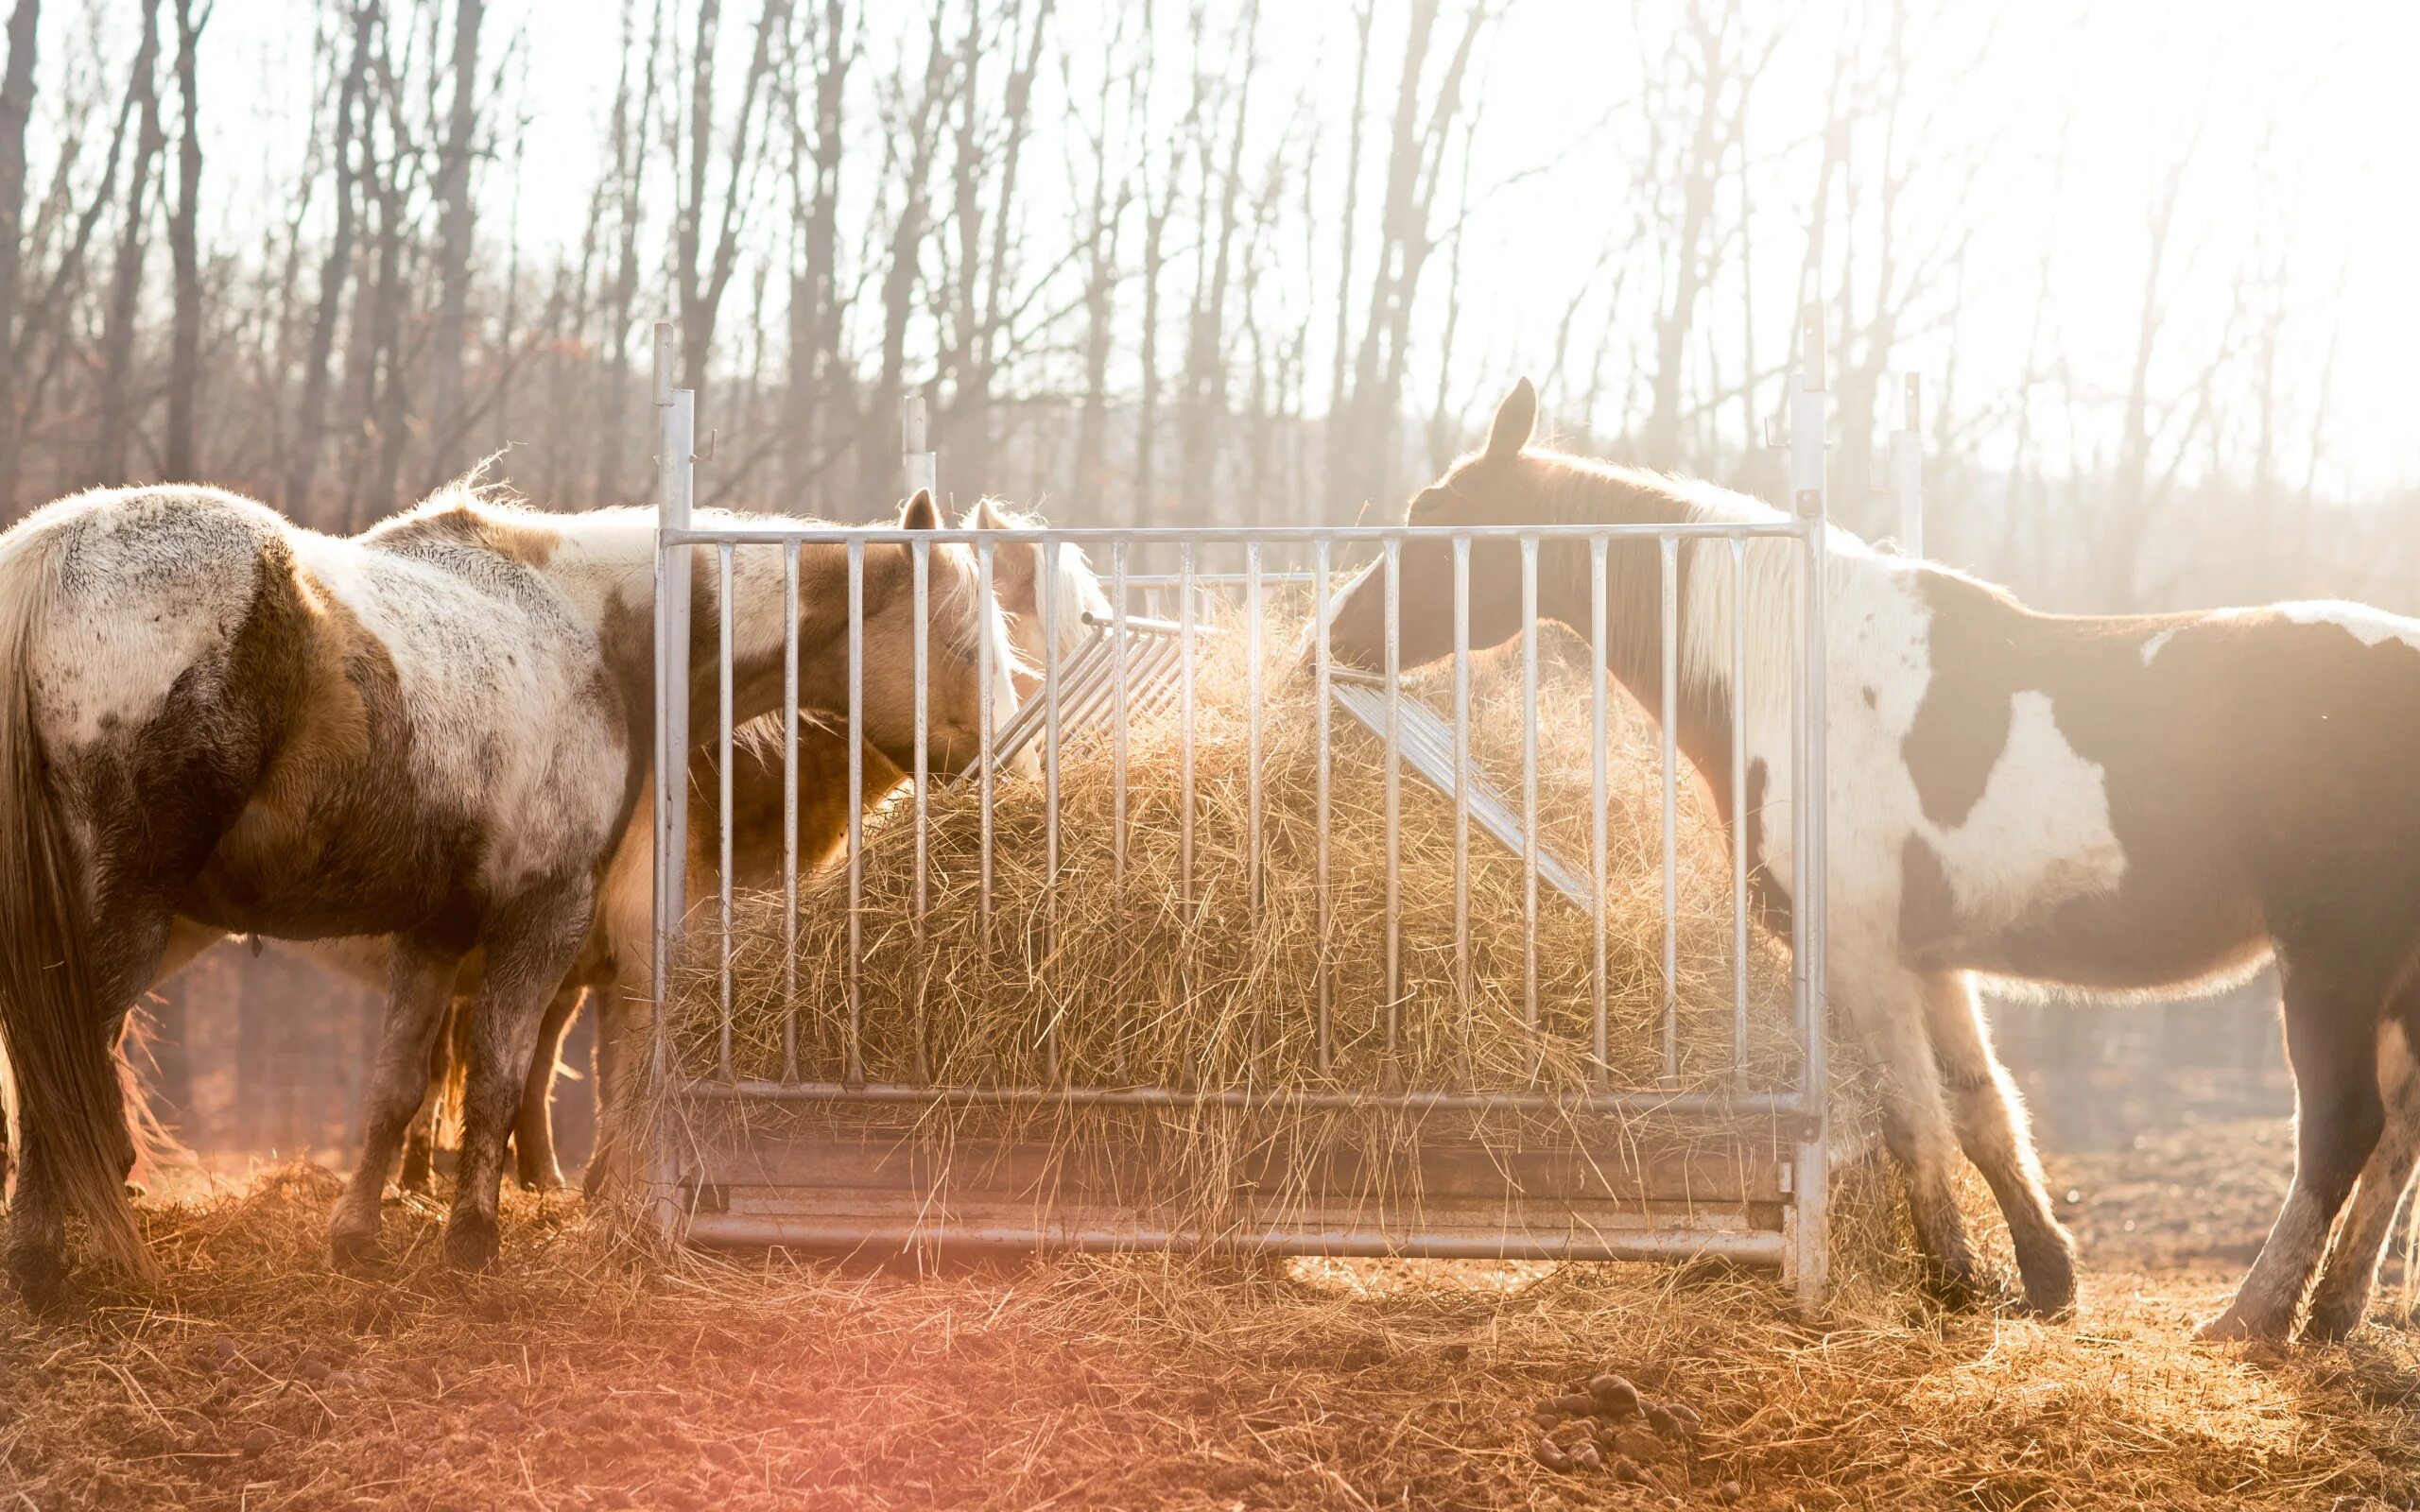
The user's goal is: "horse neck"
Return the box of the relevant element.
[1520,465,1761,819]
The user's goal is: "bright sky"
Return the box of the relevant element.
[166,0,2420,495]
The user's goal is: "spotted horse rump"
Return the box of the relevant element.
[1321,378,2420,1342]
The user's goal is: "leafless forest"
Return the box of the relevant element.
[0,0,2390,1153]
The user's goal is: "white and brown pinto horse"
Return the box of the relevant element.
[1327,380,2420,1343]
[254,497,1102,1198]
[0,482,1016,1307]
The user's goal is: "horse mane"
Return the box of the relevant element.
[962,497,1110,658]
[1493,447,1875,722]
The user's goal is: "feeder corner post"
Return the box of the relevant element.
[903,392,938,503]
[648,319,698,1242]
[1789,301,1834,1318]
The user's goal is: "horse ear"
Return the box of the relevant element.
[1484,378,1538,465]
[967,496,1009,531]
[900,489,940,530]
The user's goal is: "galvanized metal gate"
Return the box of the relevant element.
[643,320,1837,1311]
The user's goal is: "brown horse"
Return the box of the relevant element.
[1326,380,2420,1343]
[0,482,1014,1306]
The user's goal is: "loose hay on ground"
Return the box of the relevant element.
[5,1135,2418,1511]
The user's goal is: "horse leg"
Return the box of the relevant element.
[1851,960,1991,1307]
[512,983,583,1192]
[578,991,629,1204]
[328,940,459,1264]
[2200,950,2389,1342]
[444,884,593,1271]
[396,998,454,1195]
[1921,970,2077,1317]
[2302,1013,2420,1342]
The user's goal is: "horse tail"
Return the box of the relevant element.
[0,529,158,1280]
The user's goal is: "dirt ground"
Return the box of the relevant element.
[4,1116,2418,1512]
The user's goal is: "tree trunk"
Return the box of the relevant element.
[425,0,484,486]
[95,0,166,487]
[286,0,372,517]
[163,0,205,480]
[0,0,41,512]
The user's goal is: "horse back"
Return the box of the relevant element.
[1894,572,2420,988]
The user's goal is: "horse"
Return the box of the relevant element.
[1323,378,2420,1343]
[0,480,1016,1307]
[234,497,1104,1198]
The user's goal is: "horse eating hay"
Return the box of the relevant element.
[0,480,1017,1306]
[1325,379,2420,1342]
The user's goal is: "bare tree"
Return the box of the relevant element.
[424,0,484,483]
[162,0,207,480]
[0,0,41,510]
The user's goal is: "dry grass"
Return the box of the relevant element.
[4,1127,2418,1511]
[680,607,1799,1095]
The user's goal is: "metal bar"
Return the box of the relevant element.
[1246,541,1265,1067]
[1730,538,1750,1083]
[1042,538,1062,1084]
[682,1078,1816,1120]
[1452,535,1472,1078]
[977,540,995,930]
[1589,537,1610,1090]
[1520,537,1540,1069]
[647,322,692,1240]
[665,521,1808,546]
[683,1212,1791,1267]
[913,540,930,922]
[1382,539,1403,1071]
[781,541,800,1085]
[845,538,866,1089]
[1660,534,1680,1087]
[1111,541,1130,891]
[1313,538,1333,1074]
[1179,541,1197,916]
[1792,302,1834,1315]
[716,543,735,1081]
[902,394,936,499]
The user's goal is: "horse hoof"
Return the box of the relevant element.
[328,1221,383,1270]
[2195,1308,2281,1344]
[8,1251,67,1315]
[443,1213,500,1273]
[2299,1304,2365,1345]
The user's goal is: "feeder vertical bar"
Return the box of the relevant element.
[1790,300,1833,1314]
[1313,537,1334,1074]
[845,537,866,1089]
[1246,541,1265,1067]
[1110,541,1130,1083]
[1520,537,1540,1063]
[781,541,800,1084]
[1043,539,1062,1084]
[1112,540,1130,890]
[1659,535,1680,1087]
[1180,541,1197,917]
[1729,537,1750,1084]
[911,538,930,1084]
[1589,536,1610,1090]
[1384,539,1403,1066]
[716,544,735,1080]
[913,540,930,923]
[977,540,995,930]
[1246,542,1264,925]
[1452,535,1473,1079]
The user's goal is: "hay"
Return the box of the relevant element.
[8,1138,2420,1511]
[682,603,1798,1097]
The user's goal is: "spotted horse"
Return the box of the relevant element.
[0,481,1018,1309]
[1324,379,2420,1343]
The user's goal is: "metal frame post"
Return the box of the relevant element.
[903,393,937,502]
[649,320,698,1236]
[1789,304,1833,1315]
[1891,373,1923,558]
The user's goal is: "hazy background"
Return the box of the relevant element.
[1,0,2383,1160]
